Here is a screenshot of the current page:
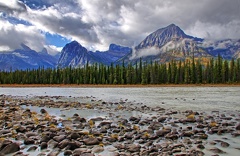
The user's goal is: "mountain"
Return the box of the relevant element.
[57,41,98,68]
[89,44,131,65]
[1,24,240,71]
[58,41,131,68]
[0,44,57,71]
[202,39,240,59]
[58,23,240,68]
[136,24,202,50]
[119,24,240,63]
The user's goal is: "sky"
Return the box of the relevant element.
[0,0,240,55]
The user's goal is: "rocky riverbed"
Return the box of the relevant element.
[0,94,240,156]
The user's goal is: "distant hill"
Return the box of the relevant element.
[0,44,58,71]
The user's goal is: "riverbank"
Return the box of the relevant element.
[1,83,240,88]
[0,94,239,156]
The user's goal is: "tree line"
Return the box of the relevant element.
[0,56,240,85]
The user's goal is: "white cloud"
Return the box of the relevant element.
[0,19,45,52]
[45,45,62,55]
[186,20,240,40]
[0,45,11,51]
[0,0,240,52]
[130,46,160,59]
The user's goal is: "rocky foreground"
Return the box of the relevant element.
[0,94,240,156]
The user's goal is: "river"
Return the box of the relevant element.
[1,87,240,112]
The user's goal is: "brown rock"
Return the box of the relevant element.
[47,139,58,149]
[220,141,230,147]
[47,151,60,156]
[0,142,20,155]
[165,133,179,140]
[67,141,82,150]
[64,150,72,156]
[155,129,170,137]
[27,146,38,152]
[53,135,66,142]
[236,123,240,130]
[25,132,38,138]
[196,144,205,149]
[40,142,48,150]
[209,147,226,154]
[40,135,50,143]
[40,109,47,114]
[158,117,167,122]
[69,132,81,140]
[24,138,35,145]
[79,153,95,156]
[83,138,100,145]
[58,139,70,149]
[126,144,141,152]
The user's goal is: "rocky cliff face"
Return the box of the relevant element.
[57,41,96,68]
[58,41,131,67]
[136,24,202,50]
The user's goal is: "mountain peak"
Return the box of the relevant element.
[167,23,177,27]
[20,43,31,51]
[40,48,48,54]
[68,40,81,46]
[155,24,186,38]
[136,24,193,49]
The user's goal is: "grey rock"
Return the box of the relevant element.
[92,146,104,153]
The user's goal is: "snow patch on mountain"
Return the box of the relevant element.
[12,52,29,58]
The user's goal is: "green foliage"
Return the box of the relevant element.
[0,57,240,85]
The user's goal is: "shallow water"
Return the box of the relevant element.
[1,87,240,112]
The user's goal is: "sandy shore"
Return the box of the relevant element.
[1,83,240,88]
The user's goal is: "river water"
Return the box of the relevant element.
[1,87,240,112]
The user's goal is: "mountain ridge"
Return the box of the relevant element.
[0,45,58,71]
[136,24,199,49]
[0,24,240,70]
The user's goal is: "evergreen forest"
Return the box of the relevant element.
[0,56,240,85]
